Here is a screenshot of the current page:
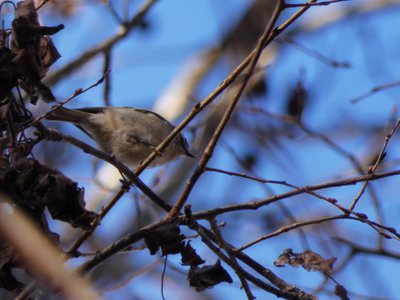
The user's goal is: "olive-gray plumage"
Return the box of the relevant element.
[46,106,193,167]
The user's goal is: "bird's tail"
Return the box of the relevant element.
[46,106,90,124]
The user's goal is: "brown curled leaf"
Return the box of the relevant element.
[0,47,18,101]
[335,284,350,300]
[7,0,64,103]
[180,241,205,267]
[37,172,97,230]
[274,248,337,273]
[0,157,97,230]
[274,248,293,267]
[143,223,185,256]
[188,260,233,292]
[302,250,337,272]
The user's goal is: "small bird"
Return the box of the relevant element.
[46,106,193,167]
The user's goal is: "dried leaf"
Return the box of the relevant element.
[188,260,233,291]
[180,241,205,267]
[38,173,97,230]
[0,158,97,230]
[335,284,350,300]
[274,248,292,267]
[274,248,337,273]
[0,47,18,101]
[7,0,64,103]
[302,250,336,273]
[39,36,61,74]
[143,223,184,256]
[287,78,307,121]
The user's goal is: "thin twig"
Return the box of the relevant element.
[350,117,400,210]
[103,51,112,106]
[221,131,312,250]
[192,168,400,220]
[29,71,109,128]
[335,237,400,260]
[161,256,167,300]
[284,0,350,8]
[279,37,351,68]
[209,218,255,300]
[351,80,400,103]
[107,1,123,24]
[236,215,347,252]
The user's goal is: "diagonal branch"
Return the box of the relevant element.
[166,0,285,217]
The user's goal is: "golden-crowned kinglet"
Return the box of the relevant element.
[46,106,193,167]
